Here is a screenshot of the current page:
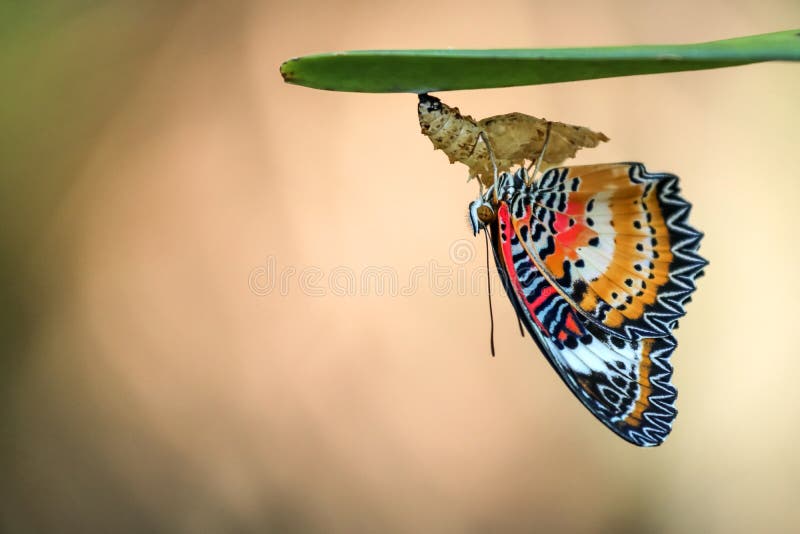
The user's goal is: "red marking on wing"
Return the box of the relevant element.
[565,200,584,216]
[564,313,582,336]
[531,285,556,309]
[553,218,590,253]
[553,212,572,233]
[497,204,551,336]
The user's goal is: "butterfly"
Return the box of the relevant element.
[468,162,707,446]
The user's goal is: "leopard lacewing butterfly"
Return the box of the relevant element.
[469,164,707,446]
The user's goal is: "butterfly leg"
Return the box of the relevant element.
[527,121,553,186]
[473,131,499,202]
[476,172,486,196]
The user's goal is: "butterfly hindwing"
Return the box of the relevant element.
[514,163,707,340]
[491,202,677,446]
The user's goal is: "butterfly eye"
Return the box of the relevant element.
[477,204,495,224]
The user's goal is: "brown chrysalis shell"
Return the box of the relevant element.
[418,93,609,187]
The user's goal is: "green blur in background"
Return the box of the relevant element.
[2,1,800,533]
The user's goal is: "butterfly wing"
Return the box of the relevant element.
[514,163,707,339]
[491,202,677,446]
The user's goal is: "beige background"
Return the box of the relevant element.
[3,1,800,532]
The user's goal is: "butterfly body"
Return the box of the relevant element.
[470,164,706,446]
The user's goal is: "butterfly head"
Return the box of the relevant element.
[468,198,496,235]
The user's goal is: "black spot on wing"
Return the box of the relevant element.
[572,279,588,303]
[539,235,556,258]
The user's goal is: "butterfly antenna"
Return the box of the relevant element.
[484,229,496,357]
[527,121,553,186]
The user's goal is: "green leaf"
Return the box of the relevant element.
[280,29,800,93]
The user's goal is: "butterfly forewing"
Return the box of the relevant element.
[515,163,707,340]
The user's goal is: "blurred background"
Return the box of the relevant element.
[2,1,799,532]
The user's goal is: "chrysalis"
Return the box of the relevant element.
[418,93,609,187]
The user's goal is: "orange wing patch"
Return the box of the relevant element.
[578,180,673,325]
[623,339,654,428]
